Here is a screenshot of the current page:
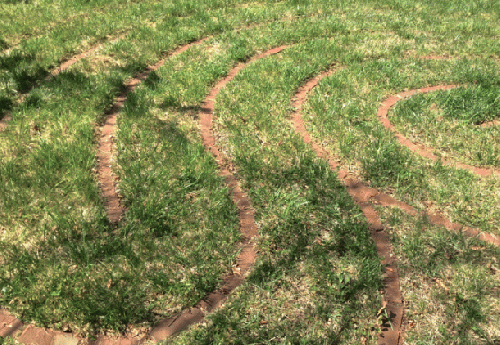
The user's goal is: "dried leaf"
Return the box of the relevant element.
[377,300,387,317]
[436,279,450,294]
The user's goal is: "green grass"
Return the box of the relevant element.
[1,0,500,343]
[377,206,500,344]
[306,57,500,236]
[166,41,383,344]
[391,85,500,167]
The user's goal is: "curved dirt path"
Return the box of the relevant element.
[0,39,209,345]
[377,85,500,177]
[146,44,288,342]
[97,38,208,224]
[0,36,124,132]
[0,44,286,345]
[292,69,404,345]
[290,66,500,345]
[48,36,125,80]
[291,71,500,247]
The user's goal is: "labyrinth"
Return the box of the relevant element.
[1,0,499,344]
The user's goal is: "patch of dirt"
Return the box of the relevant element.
[480,119,500,128]
[0,115,11,131]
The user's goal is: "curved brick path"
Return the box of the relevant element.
[98,38,208,224]
[290,64,500,345]
[2,39,499,345]
[0,45,285,345]
[291,71,500,248]
[377,85,500,177]
[291,69,404,345]
[146,44,288,342]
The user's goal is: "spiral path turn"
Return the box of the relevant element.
[377,85,500,177]
[290,63,499,343]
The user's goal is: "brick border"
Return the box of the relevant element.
[377,85,500,177]
[0,44,287,345]
[291,69,403,345]
[97,38,208,224]
[289,66,500,345]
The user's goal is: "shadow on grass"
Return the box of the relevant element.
[0,69,166,335]
[0,37,8,50]
[160,103,202,120]
[169,149,383,343]
[0,95,13,118]
[0,51,48,94]
[0,101,239,336]
[0,213,155,335]
[398,214,500,343]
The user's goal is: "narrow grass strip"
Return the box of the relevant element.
[97,38,208,224]
[377,85,500,177]
[372,193,500,247]
[147,45,288,342]
[291,69,404,345]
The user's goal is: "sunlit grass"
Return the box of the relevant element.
[391,85,500,167]
[0,0,499,342]
[377,206,500,344]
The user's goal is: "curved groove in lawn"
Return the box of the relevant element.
[98,38,208,224]
[0,44,286,345]
[146,44,288,342]
[377,85,500,177]
[0,36,124,132]
[292,69,404,345]
[290,67,500,345]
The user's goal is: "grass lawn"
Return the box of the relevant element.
[0,0,499,343]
